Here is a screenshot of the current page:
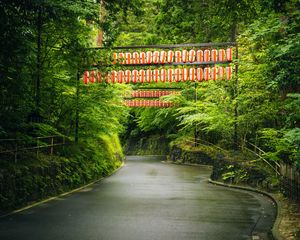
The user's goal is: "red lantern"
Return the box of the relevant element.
[226,48,233,61]
[125,70,131,84]
[146,69,152,83]
[219,49,225,62]
[226,66,232,80]
[150,91,153,98]
[113,53,118,64]
[140,52,146,64]
[160,69,167,82]
[189,49,195,62]
[111,71,117,84]
[133,52,139,64]
[153,51,159,64]
[153,69,159,83]
[160,51,166,64]
[154,90,158,98]
[132,70,138,83]
[189,68,196,81]
[118,70,124,83]
[97,71,102,83]
[196,50,203,62]
[167,51,174,63]
[90,70,96,83]
[182,68,188,81]
[146,51,152,64]
[211,67,217,81]
[175,68,181,82]
[218,67,225,80]
[159,90,162,97]
[126,52,131,64]
[175,50,181,63]
[182,50,188,63]
[119,52,125,64]
[83,71,89,84]
[211,49,218,62]
[168,69,174,82]
[139,70,145,83]
[204,49,210,62]
[196,68,203,81]
[204,67,210,81]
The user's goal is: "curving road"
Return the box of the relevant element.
[0,156,276,240]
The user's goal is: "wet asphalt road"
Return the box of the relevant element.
[0,156,276,240]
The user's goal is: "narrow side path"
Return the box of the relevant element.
[0,156,276,240]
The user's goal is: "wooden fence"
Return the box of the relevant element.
[0,135,68,163]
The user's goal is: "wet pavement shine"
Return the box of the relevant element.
[0,156,276,240]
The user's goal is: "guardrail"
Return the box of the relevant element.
[0,135,68,163]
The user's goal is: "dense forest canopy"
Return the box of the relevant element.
[0,0,299,170]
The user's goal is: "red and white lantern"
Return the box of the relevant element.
[167,51,174,63]
[226,66,232,80]
[189,49,196,62]
[146,51,152,64]
[83,71,89,84]
[196,68,203,81]
[168,69,174,82]
[218,67,225,80]
[189,68,196,81]
[211,49,218,62]
[204,49,210,62]
[204,67,210,81]
[153,69,159,83]
[132,70,138,83]
[182,68,188,81]
[111,71,117,83]
[182,50,188,63]
[175,50,181,63]
[113,53,118,64]
[118,70,124,83]
[146,69,152,83]
[174,68,181,82]
[140,52,146,64]
[125,52,131,64]
[226,48,233,61]
[97,71,102,83]
[139,70,145,83]
[160,69,167,82]
[132,52,139,64]
[153,51,160,64]
[125,70,131,84]
[211,67,217,81]
[119,52,125,64]
[160,51,166,64]
[219,49,225,62]
[196,50,203,62]
[90,70,96,83]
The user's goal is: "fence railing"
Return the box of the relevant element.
[0,135,68,163]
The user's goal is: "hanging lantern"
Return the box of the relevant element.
[168,69,174,82]
[226,66,232,80]
[125,70,131,84]
[83,71,89,84]
[154,90,158,98]
[90,70,96,83]
[113,53,118,64]
[196,50,203,62]
[111,71,117,84]
[226,48,233,61]
[204,49,210,62]
[182,50,188,63]
[175,50,181,63]
[146,69,152,83]
[211,49,218,62]
[189,68,196,81]
[204,67,210,81]
[153,69,159,83]
[219,49,225,62]
[97,71,102,83]
[118,70,124,83]
[167,50,174,63]
[160,69,167,82]
[160,51,166,64]
[133,100,136,107]
[105,72,110,83]
[139,70,145,83]
[196,68,203,81]
[146,100,150,107]
[132,70,138,83]
[153,51,159,64]
[218,67,225,80]
[211,67,217,81]
[158,90,162,97]
[125,52,131,64]
[182,68,188,81]
[189,49,196,62]
[174,68,181,82]
[132,52,139,64]
[140,52,146,64]
[150,90,154,98]
[119,52,125,64]
[146,51,152,64]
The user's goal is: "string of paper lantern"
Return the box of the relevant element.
[123,100,174,108]
[131,90,179,98]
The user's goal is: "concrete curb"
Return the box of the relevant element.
[0,162,125,219]
[208,179,283,240]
